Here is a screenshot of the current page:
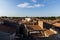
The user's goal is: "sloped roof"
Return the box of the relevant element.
[26,25,43,32]
[53,23,60,27]
[44,30,56,37]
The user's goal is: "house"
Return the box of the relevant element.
[53,23,60,28]
[52,23,60,31]
[38,20,52,29]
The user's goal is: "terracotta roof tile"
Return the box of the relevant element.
[26,25,43,32]
[53,23,60,27]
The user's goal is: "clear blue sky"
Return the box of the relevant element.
[0,0,60,17]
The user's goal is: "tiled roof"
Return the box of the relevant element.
[44,30,56,37]
[53,23,60,27]
[26,25,43,32]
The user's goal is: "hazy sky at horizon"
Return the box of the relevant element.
[0,0,60,17]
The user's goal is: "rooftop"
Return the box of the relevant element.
[26,25,43,32]
[53,23,60,28]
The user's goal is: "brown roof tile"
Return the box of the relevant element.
[53,23,60,27]
[26,25,43,32]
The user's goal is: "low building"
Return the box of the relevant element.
[38,20,52,29]
[53,23,60,28]
[52,23,60,31]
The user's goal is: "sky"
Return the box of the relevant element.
[0,0,60,17]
